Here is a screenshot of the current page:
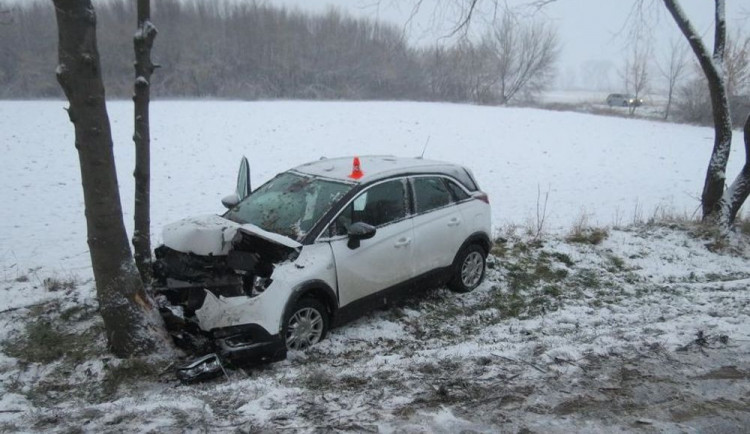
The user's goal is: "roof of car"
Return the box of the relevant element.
[292,155,466,184]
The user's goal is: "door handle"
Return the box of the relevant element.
[447,217,461,227]
[394,237,412,248]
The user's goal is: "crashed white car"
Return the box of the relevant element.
[154,155,491,365]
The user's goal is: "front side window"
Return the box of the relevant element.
[332,179,408,236]
[413,177,453,214]
[225,172,352,241]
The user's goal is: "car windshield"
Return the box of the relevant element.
[224,172,352,241]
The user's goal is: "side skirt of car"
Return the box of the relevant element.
[331,265,454,327]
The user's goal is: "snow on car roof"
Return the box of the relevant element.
[291,155,462,183]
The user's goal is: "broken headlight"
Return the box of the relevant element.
[175,353,224,383]
[252,276,273,294]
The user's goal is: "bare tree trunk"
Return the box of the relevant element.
[660,39,688,121]
[133,0,157,284]
[718,115,750,227]
[53,0,168,357]
[663,0,733,220]
[664,87,673,120]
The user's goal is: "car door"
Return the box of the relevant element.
[410,175,468,275]
[325,178,415,308]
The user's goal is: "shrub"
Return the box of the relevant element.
[566,222,608,245]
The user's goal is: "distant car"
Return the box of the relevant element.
[606,93,643,107]
[154,155,492,374]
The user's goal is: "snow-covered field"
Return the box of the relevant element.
[1,100,749,432]
[0,100,745,281]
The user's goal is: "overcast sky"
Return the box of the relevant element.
[267,0,749,90]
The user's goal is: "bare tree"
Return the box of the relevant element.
[657,38,689,120]
[674,73,712,125]
[421,42,492,103]
[725,31,750,99]
[53,0,170,357]
[132,0,157,284]
[620,39,651,115]
[483,8,559,104]
[663,0,749,228]
[724,114,750,226]
[580,60,615,91]
[674,32,750,127]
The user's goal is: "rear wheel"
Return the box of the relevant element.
[448,244,486,293]
[284,297,329,351]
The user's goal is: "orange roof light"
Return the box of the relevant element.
[349,156,363,179]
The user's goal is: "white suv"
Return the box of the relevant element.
[154,155,491,367]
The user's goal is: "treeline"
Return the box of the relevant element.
[0,0,557,103]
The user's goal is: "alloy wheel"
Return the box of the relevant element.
[461,251,484,288]
[286,307,324,351]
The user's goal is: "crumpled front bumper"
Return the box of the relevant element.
[158,294,286,365]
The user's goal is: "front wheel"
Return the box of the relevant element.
[284,297,329,351]
[448,244,486,293]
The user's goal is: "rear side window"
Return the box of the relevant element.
[439,166,478,191]
[446,179,470,201]
[331,179,408,235]
[413,177,453,213]
[457,168,478,191]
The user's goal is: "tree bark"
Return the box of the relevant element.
[663,0,733,220]
[718,115,750,227]
[53,0,167,357]
[132,0,157,284]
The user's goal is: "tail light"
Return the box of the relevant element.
[473,191,489,204]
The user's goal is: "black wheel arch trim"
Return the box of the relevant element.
[281,280,338,332]
[456,232,492,261]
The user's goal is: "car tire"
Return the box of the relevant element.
[284,297,329,351]
[448,244,486,293]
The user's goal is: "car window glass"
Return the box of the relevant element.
[446,179,470,201]
[413,177,453,213]
[442,167,477,191]
[224,172,352,241]
[332,179,407,236]
[352,193,367,212]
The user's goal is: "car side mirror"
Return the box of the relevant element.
[221,193,240,209]
[347,222,376,249]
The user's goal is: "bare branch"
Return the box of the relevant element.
[446,0,479,37]
[713,0,727,63]
[657,37,689,120]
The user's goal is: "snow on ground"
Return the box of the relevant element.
[1,225,748,432]
[1,100,749,432]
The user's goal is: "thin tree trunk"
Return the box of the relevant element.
[718,115,750,227]
[664,85,674,120]
[133,0,157,284]
[663,0,733,220]
[53,0,168,357]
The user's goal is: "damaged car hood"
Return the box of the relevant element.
[162,214,302,256]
